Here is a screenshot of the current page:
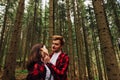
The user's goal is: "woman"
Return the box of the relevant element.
[26,43,51,80]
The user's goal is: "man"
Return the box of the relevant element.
[43,35,69,80]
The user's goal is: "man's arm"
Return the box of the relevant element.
[46,55,69,75]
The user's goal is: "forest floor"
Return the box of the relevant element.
[0,68,28,80]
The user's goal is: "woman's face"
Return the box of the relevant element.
[41,51,46,58]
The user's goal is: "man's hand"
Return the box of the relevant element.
[43,55,50,63]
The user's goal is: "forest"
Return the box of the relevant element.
[0,0,120,80]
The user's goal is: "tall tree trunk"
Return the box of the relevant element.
[88,5,104,80]
[0,0,9,71]
[48,0,54,52]
[2,0,25,80]
[72,0,86,79]
[66,0,75,79]
[75,0,87,79]
[92,0,120,79]
[53,0,58,34]
[83,24,94,80]
[31,0,37,46]
[22,16,32,69]
[38,0,42,42]
[43,2,48,45]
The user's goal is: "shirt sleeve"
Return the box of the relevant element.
[47,55,69,75]
[32,63,45,76]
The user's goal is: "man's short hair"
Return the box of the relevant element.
[52,35,65,46]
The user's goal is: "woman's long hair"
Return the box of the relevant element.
[27,43,43,71]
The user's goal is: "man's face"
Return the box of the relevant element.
[52,40,62,53]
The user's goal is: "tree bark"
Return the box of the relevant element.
[2,0,25,80]
[66,0,75,79]
[48,0,54,53]
[92,0,120,79]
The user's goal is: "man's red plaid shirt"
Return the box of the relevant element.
[47,52,69,80]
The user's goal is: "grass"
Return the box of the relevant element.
[15,69,28,80]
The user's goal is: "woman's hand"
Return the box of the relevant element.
[41,45,49,55]
[41,45,50,63]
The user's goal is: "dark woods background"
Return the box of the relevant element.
[0,0,120,80]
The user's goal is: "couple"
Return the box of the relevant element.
[26,35,69,80]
